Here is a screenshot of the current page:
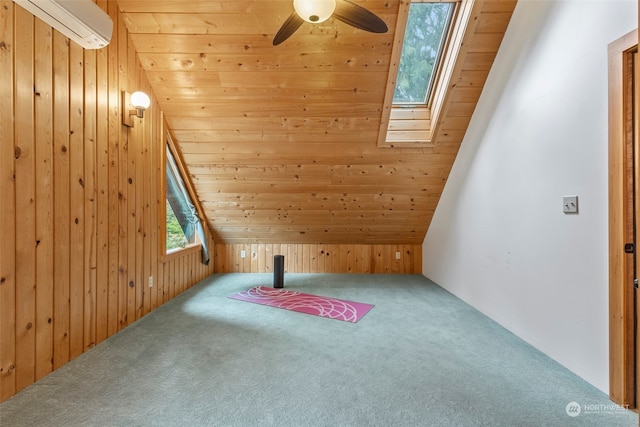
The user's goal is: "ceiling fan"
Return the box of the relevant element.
[273,0,388,46]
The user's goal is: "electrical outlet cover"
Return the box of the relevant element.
[563,196,578,214]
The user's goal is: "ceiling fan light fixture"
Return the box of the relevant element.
[293,0,336,24]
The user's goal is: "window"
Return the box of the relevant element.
[378,0,475,147]
[166,199,190,250]
[393,2,455,105]
[164,138,210,264]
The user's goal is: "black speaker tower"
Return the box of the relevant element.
[274,255,284,288]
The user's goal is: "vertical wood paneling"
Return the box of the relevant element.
[175,258,181,294]
[83,46,97,352]
[129,33,144,320]
[296,245,304,272]
[169,259,176,299]
[14,5,35,392]
[34,19,54,381]
[177,257,183,294]
[309,244,318,272]
[356,245,370,273]
[135,121,145,319]
[287,245,296,273]
[345,245,355,273]
[142,75,152,314]
[164,260,170,300]
[174,257,180,296]
[182,255,188,292]
[1,1,216,404]
[52,30,71,370]
[317,244,325,272]
[213,245,220,271]
[95,0,109,342]
[161,261,167,303]
[69,41,85,360]
[251,243,258,272]
[119,7,134,329]
[243,243,251,272]
[265,244,273,272]
[0,0,16,400]
[173,258,179,295]
[258,245,266,272]
[148,110,157,309]
[169,258,175,302]
[106,0,119,338]
[214,244,422,274]
[372,245,383,274]
[150,91,159,310]
[331,245,340,272]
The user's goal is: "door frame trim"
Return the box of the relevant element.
[608,28,638,407]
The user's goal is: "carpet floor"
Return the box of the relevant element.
[0,273,636,426]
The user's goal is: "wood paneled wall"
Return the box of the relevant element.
[0,0,215,403]
[215,244,421,274]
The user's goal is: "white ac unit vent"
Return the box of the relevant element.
[13,0,113,49]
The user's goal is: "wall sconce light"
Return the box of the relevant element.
[122,90,151,127]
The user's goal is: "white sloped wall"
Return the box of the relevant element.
[423,0,637,392]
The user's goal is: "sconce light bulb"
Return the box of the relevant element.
[131,91,151,110]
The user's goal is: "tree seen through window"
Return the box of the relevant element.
[393,2,455,104]
[166,199,188,250]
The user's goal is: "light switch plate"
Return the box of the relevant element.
[563,196,578,214]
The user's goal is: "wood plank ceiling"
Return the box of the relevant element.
[117,0,516,244]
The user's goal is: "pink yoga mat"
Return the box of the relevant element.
[229,286,374,323]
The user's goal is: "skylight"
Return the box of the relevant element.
[393,2,455,105]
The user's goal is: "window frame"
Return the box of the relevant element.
[377,0,476,148]
[160,127,207,263]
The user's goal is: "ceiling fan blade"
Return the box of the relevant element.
[334,0,388,33]
[273,12,305,45]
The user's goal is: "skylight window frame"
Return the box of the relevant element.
[377,0,478,148]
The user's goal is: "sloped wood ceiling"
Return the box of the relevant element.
[117,0,516,244]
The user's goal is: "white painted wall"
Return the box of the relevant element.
[423,0,637,393]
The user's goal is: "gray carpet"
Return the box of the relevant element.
[0,273,636,426]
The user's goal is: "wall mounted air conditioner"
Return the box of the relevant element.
[13,0,113,49]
